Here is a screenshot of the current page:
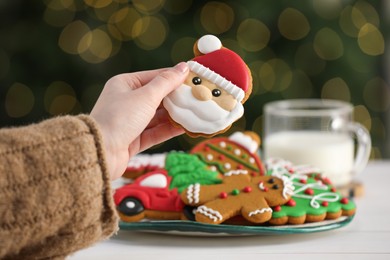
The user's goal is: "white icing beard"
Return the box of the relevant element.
[163,84,244,134]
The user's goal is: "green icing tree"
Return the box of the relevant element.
[165,152,221,193]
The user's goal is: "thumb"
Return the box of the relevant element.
[140,62,189,105]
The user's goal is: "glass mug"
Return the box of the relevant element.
[263,99,371,187]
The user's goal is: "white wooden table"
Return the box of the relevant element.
[69,161,390,260]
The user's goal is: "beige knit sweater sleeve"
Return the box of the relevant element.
[0,115,119,259]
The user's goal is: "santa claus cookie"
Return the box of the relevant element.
[265,158,356,225]
[163,35,252,137]
[180,171,294,224]
[191,131,265,176]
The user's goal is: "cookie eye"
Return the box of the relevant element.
[192,77,202,85]
[268,178,275,184]
[272,184,279,190]
[212,89,221,97]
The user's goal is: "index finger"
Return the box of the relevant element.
[115,67,171,90]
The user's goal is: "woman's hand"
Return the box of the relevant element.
[91,62,189,180]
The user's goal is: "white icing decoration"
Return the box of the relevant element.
[224,169,248,176]
[197,35,222,54]
[163,84,244,134]
[234,148,241,156]
[292,182,339,209]
[187,61,245,102]
[248,207,272,217]
[210,166,217,171]
[127,153,167,169]
[258,181,266,191]
[265,158,321,179]
[207,154,213,161]
[219,141,226,148]
[228,132,258,154]
[269,169,295,199]
[249,157,255,164]
[293,181,328,194]
[140,173,167,188]
[224,163,231,169]
[196,205,223,222]
[187,183,200,204]
[281,175,295,199]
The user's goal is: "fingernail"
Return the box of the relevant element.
[174,62,188,73]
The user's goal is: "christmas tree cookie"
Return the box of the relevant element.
[265,158,356,225]
[165,151,222,193]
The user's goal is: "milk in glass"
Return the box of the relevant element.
[264,131,354,186]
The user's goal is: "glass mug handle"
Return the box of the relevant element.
[347,122,371,176]
[331,119,371,177]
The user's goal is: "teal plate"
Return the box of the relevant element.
[119,215,354,236]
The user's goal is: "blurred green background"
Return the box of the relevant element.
[0,0,388,158]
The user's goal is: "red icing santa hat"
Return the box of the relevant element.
[187,35,251,103]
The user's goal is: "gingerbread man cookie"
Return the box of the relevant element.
[181,170,293,224]
[163,35,252,137]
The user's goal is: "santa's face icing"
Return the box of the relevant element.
[163,71,244,135]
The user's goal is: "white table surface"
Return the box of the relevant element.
[69,160,390,260]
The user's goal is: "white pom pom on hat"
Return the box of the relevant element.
[197,35,222,54]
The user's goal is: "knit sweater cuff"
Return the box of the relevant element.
[77,114,119,235]
[0,115,119,259]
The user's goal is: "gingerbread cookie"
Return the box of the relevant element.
[265,158,356,225]
[191,131,265,176]
[181,170,294,224]
[163,35,253,137]
[114,170,186,222]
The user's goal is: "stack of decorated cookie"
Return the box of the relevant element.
[114,131,356,226]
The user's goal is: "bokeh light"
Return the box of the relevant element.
[354,105,371,131]
[132,0,165,15]
[84,0,113,9]
[363,77,390,113]
[357,23,384,56]
[58,21,90,55]
[107,7,142,41]
[314,27,344,60]
[259,59,292,92]
[313,0,343,19]
[170,37,196,64]
[237,19,270,52]
[5,83,35,118]
[200,2,234,34]
[133,16,168,50]
[278,8,310,41]
[321,77,351,102]
[44,81,78,115]
[79,28,113,63]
